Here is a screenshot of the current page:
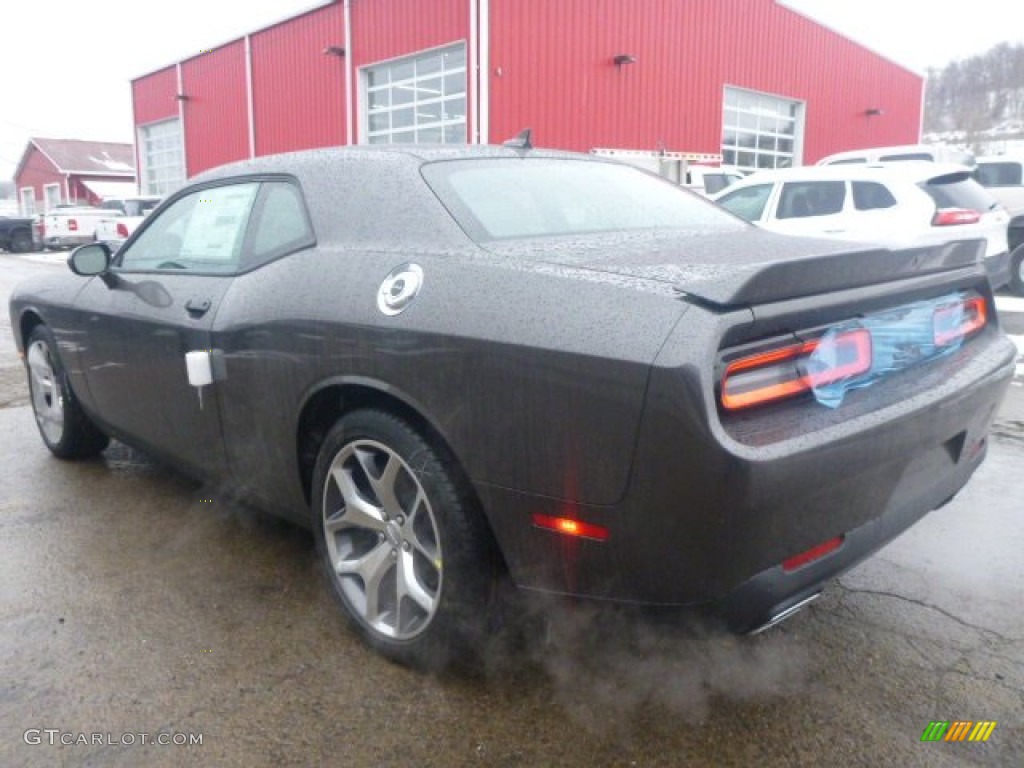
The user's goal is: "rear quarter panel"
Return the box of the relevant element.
[211,245,687,518]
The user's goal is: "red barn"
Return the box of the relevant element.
[130,0,923,193]
[14,138,136,215]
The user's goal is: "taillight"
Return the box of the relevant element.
[932,208,980,226]
[934,295,987,346]
[117,222,130,238]
[782,536,844,572]
[531,514,609,542]
[68,218,78,231]
[721,328,872,411]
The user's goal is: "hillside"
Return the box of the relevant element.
[923,42,1024,153]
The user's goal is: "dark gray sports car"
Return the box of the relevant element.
[9,145,1016,667]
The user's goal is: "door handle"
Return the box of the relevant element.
[185,297,212,317]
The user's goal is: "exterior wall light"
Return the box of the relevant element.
[864,108,884,116]
[614,54,637,67]
[323,46,346,57]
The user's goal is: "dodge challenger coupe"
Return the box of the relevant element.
[10,145,1016,667]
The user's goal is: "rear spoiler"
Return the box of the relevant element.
[677,239,986,309]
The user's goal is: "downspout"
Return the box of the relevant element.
[344,0,354,145]
[177,61,188,179]
[245,35,256,158]
[64,174,70,206]
[479,0,490,144]
[469,0,478,143]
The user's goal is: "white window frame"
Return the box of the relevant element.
[138,118,185,196]
[722,86,805,173]
[43,183,62,211]
[360,43,468,145]
[19,187,36,216]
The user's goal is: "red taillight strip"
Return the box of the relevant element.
[531,514,609,542]
[933,295,987,346]
[932,208,981,226]
[782,536,844,572]
[721,329,872,411]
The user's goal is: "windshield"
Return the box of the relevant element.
[422,158,745,241]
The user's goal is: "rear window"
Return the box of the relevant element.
[421,158,744,241]
[974,162,1023,187]
[879,152,933,162]
[920,173,997,211]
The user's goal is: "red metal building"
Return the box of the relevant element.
[130,0,923,194]
[14,138,136,215]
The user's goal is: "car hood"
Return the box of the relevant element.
[481,228,986,308]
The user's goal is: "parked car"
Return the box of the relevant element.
[817,143,976,168]
[41,206,110,249]
[973,155,1024,295]
[10,146,1015,668]
[711,163,1011,290]
[94,196,162,250]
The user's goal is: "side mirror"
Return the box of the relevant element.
[69,243,112,276]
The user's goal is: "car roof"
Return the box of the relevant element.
[976,155,1024,163]
[723,162,972,187]
[192,144,595,185]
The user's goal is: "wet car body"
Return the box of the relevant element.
[9,147,1017,661]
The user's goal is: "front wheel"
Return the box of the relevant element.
[1009,244,1024,297]
[26,325,109,459]
[312,409,497,669]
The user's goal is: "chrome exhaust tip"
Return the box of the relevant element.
[747,592,821,636]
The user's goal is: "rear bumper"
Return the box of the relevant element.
[480,330,1016,613]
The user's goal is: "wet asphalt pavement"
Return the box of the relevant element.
[1,253,1022,767]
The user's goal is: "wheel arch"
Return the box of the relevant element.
[296,377,472,509]
[18,308,45,354]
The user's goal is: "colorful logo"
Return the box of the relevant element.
[921,721,997,742]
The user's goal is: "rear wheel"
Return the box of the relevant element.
[312,409,496,669]
[1009,244,1024,297]
[9,228,31,253]
[26,325,109,459]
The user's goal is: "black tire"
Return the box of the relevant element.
[9,228,32,253]
[1009,244,1024,297]
[25,325,110,459]
[312,409,497,669]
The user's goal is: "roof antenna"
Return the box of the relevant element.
[503,128,533,150]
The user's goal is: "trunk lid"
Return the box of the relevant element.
[482,229,986,308]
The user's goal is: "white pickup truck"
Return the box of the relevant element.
[974,156,1024,295]
[93,196,162,250]
[41,207,111,249]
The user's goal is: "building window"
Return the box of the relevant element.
[722,87,804,173]
[19,188,36,216]
[43,183,62,211]
[139,118,184,196]
[363,44,467,145]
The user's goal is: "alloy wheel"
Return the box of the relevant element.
[27,339,64,444]
[322,439,443,640]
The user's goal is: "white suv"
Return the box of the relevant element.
[711,163,1010,290]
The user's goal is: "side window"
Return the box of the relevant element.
[242,182,315,269]
[716,184,773,221]
[777,181,846,219]
[851,181,897,211]
[117,182,259,273]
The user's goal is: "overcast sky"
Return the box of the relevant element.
[2,0,1023,181]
